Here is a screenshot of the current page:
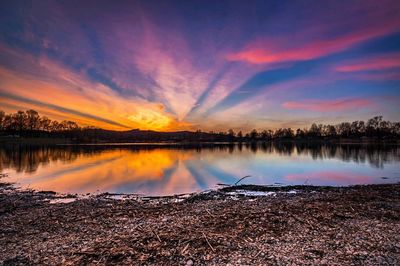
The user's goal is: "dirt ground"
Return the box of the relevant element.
[0,183,399,265]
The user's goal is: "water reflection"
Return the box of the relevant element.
[1,143,399,195]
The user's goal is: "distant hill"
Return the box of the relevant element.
[75,128,235,142]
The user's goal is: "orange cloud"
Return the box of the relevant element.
[0,44,192,131]
[282,98,372,112]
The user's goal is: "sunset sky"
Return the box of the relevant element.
[0,0,399,131]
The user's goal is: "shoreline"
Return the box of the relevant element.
[1,183,399,265]
[1,180,398,202]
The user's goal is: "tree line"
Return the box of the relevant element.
[0,109,399,142]
[0,110,82,132]
[229,115,400,141]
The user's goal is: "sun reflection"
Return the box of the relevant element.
[4,148,199,194]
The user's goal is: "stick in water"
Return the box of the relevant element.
[234,175,251,186]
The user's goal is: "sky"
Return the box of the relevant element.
[0,0,399,132]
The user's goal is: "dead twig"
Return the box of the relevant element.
[152,230,161,242]
[202,232,215,252]
[253,249,263,258]
[181,243,190,254]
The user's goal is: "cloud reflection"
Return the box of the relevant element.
[1,144,398,195]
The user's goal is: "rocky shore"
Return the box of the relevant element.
[0,183,399,265]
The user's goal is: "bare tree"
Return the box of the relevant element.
[26,110,40,130]
[0,110,5,130]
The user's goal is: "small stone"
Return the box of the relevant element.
[186,259,193,266]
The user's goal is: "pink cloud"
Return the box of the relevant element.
[285,171,372,184]
[282,98,373,112]
[226,12,400,65]
[336,53,400,72]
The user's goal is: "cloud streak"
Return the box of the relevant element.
[0,92,130,128]
[336,52,400,72]
[282,98,373,112]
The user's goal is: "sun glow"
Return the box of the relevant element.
[128,110,171,130]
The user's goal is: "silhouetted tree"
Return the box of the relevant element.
[227,129,235,141]
[2,114,13,131]
[39,116,51,131]
[309,123,321,137]
[326,125,337,137]
[250,129,258,140]
[337,122,351,137]
[237,131,243,141]
[260,130,272,140]
[296,128,305,138]
[0,110,4,130]
[14,111,27,132]
[274,128,294,138]
[26,109,40,130]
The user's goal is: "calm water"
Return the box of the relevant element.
[1,143,399,196]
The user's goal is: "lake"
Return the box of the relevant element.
[1,143,399,196]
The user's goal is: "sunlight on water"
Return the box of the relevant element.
[1,143,399,196]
